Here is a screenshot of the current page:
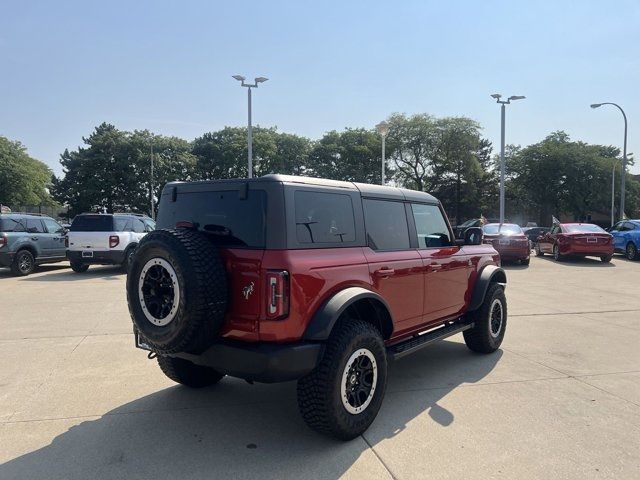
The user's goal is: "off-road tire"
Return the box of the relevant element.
[463,283,507,353]
[70,261,89,273]
[600,254,612,263]
[157,355,224,388]
[297,319,387,440]
[11,249,35,276]
[127,228,227,354]
[626,242,638,261]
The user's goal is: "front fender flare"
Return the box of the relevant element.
[468,265,507,312]
[303,287,393,341]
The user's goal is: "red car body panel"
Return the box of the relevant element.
[538,223,614,257]
[219,245,500,345]
[484,234,530,261]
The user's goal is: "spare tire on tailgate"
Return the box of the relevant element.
[126,228,228,354]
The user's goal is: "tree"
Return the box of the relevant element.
[0,136,55,206]
[308,128,384,183]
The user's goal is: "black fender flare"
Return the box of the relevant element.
[468,265,507,312]
[303,287,393,341]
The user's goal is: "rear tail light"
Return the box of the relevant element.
[266,270,289,320]
[0,235,6,248]
[109,235,120,248]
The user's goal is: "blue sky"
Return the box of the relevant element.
[1,0,639,175]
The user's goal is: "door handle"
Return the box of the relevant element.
[31,237,39,241]
[374,267,395,277]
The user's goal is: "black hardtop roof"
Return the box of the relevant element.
[165,174,439,203]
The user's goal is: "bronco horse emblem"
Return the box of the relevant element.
[242,282,255,300]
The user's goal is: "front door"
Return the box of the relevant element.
[411,203,470,324]
[362,199,424,337]
[41,217,66,258]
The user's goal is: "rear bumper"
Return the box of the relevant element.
[67,249,125,265]
[137,334,323,383]
[560,245,614,256]
[0,251,14,267]
[494,244,530,260]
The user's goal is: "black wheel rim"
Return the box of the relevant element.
[18,253,32,273]
[341,349,378,414]
[139,260,178,325]
[489,299,503,337]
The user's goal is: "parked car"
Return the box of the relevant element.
[535,223,613,262]
[0,213,67,276]
[453,218,483,238]
[608,220,640,260]
[127,175,507,440]
[482,223,530,265]
[66,213,155,272]
[522,226,550,249]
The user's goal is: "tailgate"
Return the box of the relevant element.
[67,232,111,251]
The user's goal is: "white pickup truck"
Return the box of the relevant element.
[66,213,155,272]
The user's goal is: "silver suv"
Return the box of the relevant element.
[0,213,67,276]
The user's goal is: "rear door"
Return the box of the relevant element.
[41,217,66,257]
[361,198,424,337]
[411,203,470,324]
[24,218,47,256]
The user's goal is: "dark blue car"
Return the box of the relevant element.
[609,219,640,260]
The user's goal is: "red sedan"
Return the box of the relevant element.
[535,223,614,263]
[483,223,531,265]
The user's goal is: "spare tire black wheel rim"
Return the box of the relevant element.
[341,349,378,414]
[138,258,180,326]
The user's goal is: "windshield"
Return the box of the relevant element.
[483,223,523,235]
[70,215,114,232]
[564,224,606,233]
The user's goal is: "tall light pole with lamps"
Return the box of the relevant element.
[491,94,525,224]
[590,102,628,222]
[376,121,389,185]
[233,75,269,178]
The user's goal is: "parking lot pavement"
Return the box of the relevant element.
[0,257,638,480]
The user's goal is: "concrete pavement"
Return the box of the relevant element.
[0,256,638,479]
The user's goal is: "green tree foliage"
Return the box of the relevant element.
[507,131,623,224]
[0,136,55,206]
[52,123,195,216]
[308,128,384,184]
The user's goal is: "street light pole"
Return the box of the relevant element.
[611,161,616,226]
[233,75,269,179]
[376,121,389,185]
[491,94,525,224]
[590,102,628,221]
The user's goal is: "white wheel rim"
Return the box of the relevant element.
[138,258,180,326]
[489,298,503,338]
[340,348,378,415]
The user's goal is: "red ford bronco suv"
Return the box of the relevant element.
[127,175,506,440]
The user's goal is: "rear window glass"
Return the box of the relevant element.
[294,191,356,244]
[0,218,26,232]
[564,224,605,233]
[70,215,114,232]
[483,224,523,235]
[158,190,266,248]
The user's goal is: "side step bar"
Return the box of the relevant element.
[387,322,474,360]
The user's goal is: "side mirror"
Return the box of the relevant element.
[464,227,484,246]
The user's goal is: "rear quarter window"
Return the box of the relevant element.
[294,191,356,244]
[0,218,26,232]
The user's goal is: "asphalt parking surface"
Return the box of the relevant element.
[0,255,639,479]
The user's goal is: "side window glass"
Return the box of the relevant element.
[612,222,623,231]
[42,218,63,234]
[623,222,635,231]
[132,219,145,233]
[411,203,451,248]
[113,218,130,232]
[294,191,356,244]
[26,219,45,233]
[144,219,156,232]
[363,199,410,250]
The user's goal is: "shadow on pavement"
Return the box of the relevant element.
[0,340,502,480]
[22,265,124,282]
[535,255,615,268]
[0,264,69,279]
